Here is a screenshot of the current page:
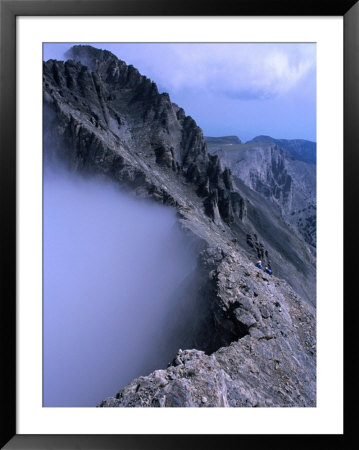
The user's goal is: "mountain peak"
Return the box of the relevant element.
[65,44,117,68]
[247,135,276,143]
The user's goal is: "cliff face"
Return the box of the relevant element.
[206,137,316,249]
[249,135,316,165]
[43,45,316,407]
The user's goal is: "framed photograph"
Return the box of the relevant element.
[1,0,356,448]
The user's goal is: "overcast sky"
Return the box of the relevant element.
[44,43,316,142]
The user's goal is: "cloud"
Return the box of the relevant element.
[155,43,316,101]
[43,165,199,406]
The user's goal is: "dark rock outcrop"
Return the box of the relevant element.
[43,45,316,407]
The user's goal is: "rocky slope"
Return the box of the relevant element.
[99,248,315,407]
[43,45,316,407]
[206,136,316,249]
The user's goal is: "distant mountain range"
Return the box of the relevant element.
[205,136,316,249]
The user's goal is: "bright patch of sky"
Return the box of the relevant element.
[44,43,316,142]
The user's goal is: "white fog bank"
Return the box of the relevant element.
[43,169,198,406]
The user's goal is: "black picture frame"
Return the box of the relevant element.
[1,0,356,448]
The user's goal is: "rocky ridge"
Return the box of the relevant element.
[43,45,316,407]
[44,45,246,227]
[99,248,315,407]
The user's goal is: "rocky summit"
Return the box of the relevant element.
[43,45,316,407]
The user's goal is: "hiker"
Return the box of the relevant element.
[255,260,262,269]
[265,266,272,275]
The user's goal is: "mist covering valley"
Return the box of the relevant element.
[43,45,316,407]
[44,164,199,406]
